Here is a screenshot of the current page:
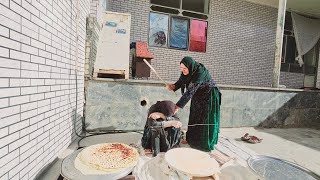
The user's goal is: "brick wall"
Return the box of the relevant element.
[0,0,89,179]
[317,48,320,88]
[105,0,320,89]
[90,0,104,25]
[108,0,278,87]
[85,17,101,79]
[280,72,304,89]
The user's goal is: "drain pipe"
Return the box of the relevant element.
[75,0,85,134]
[72,0,85,138]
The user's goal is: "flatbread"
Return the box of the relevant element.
[74,143,139,175]
[165,148,220,177]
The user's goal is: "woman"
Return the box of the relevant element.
[141,100,182,156]
[167,56,221,152]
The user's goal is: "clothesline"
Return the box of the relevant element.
[150,123,219,129]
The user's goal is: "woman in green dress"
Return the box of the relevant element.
[167,56,221,152]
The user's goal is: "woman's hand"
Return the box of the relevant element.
[174,105,180,115]
[166,84,175,91]
[163,120,182,128]
[170,120,182,128]
[148,112,165,120]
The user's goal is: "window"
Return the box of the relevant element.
[182,0,209,14]
[281,12,303,73]
[149,13,169,47]
[169,17,189,49]
[151,0,209,14]
[149,0,209,52]
[189,20,207,52]
[150,0,180,9]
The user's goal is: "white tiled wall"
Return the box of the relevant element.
[0,0,89,179]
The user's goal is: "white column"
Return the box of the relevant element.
[272,0,287,88]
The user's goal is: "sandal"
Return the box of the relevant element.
[241,133,250,141]
[241,133,262,144]
[247,135,262,144]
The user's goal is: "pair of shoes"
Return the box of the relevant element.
[241,133,262,144]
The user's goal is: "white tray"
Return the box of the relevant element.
[61,149,134,180]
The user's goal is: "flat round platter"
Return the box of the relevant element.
[61,149,134,180]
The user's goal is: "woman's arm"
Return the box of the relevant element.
[173,75,184,91]
[176,83,201,109]
[165,116,180,121]
[147,112,165,129]
[148,112,182,128]
[167,74,184,91]
[147,117,163,129]
[164,116,181,128]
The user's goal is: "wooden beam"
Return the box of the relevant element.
[98,69,125,75]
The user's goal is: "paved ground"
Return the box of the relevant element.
[35,128,320,179]
[220,127,320,176]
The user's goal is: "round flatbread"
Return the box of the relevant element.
[74,143,139,175]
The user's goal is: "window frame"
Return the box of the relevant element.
[280,12,303,74]
[148,12,170,48]
[148,0,210,53]
[148,0,212,53]
[150,0,210,15]
[148,11,209,52]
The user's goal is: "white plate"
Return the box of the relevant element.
[165,148,220,177]
[61,149,135,180]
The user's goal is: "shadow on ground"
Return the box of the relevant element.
[255,127,320,152]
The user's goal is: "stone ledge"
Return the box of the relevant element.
[91,78,319,93]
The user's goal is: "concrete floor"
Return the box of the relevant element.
[35,133,143,180]
[35,128,320,179]
[220,127,320,176]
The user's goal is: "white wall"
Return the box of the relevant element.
[0,0,89,179]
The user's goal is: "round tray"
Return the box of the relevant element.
[61,149,134,180]
[248,155,320,180]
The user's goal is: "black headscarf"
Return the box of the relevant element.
[148,100,176,117]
